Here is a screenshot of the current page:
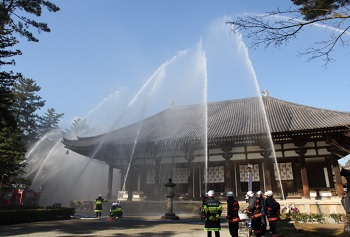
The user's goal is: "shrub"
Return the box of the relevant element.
[0,205,75,225]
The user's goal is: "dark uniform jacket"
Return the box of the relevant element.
[202,197,223,231]
[246,196,262,219]
[265,196,280,222]
[95,197,107,211]
[226,197,240,222]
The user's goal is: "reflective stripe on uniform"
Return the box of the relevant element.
[229,217,240,222]
[204,227,221,231]
[268,217,280,222]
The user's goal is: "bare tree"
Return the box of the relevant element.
[228,1,350,66]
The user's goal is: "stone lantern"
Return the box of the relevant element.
[161,178,179,220]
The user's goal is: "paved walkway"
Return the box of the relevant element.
[0,198,343,237]
[0,214,252,237]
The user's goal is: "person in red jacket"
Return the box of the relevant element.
[226,191,240,237]
[246,191,263,237]
[265,190,280,237]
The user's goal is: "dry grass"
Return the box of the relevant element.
[277,220,343,237]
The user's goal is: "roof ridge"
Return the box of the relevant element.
[265,96,350,115]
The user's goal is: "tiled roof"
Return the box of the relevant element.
[63,96,350,147]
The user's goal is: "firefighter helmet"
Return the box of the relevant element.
[208,190,215,197]
[227,191,234,197]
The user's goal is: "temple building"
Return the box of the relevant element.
[62,94,350,200]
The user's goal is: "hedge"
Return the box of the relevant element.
[0,205,75,225]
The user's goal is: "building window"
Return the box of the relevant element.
[274,163,293,180]
[206,166,224,183]
[173,167,188,184]
[239,164,260,182]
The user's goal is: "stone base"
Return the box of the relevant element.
[161,212,179,220]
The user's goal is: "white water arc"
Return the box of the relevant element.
[25,129,62,183]
[120,59,174,192]
[119,45,209,195]
[69,50,194,198]
[26,132,51,159]
[200,40,209,193]
[234,31,285,199]
[25,17,285,205]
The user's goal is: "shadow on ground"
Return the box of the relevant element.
[0,216,204,237]
[0,216,345,237]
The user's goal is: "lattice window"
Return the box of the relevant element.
[204,166,224,183]
[173,167,188,184]
[274,162,293,180]
[239,164,260,182]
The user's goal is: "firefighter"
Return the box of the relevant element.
[202,190,223,237]
[200,192,209,220]
[257,191,267,236]
[110,201,123,219]
[226,191,240,237]
[94,194,108,218]
[265,190,280,237]
[246,191,263,237]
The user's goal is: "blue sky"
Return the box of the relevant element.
[13,1,350,162]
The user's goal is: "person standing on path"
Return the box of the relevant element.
[246,191,263,237]
[94,194,108,218]
[202,190,223,237]
[257,191,267,236]
[265,190,280,237]
[200,192,209,220]
[226,191,240,237]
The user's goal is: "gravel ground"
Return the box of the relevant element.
[0,215,252,237]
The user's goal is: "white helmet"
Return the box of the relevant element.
[247,191,254,197]
[208,190,215,197]
[257,191,262,195]
[266,190,273,197]
[227,191,234,197]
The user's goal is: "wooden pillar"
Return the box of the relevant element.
[107,164,114,200]
[187,155,195,200]
[297,147,310,199]
[154,158,161,200]
[234,164,241,197]
[193,164,200,199]
[331,156,344,197]
[119,168,126,199]
[225,161,235,194]
[261,149,274,192]
[127,167,133,201]
[222,145,234,194]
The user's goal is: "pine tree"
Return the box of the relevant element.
[0,1,59,190]
[12,77,46,147]
[39,108,64,137]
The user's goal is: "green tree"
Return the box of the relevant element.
[12,77,45,147]
[0,1,59,190]
[39,108,64,137]
[0,126,28,189]
[64,118,96,139]
[0,1,60,42]
[228,0,350,65]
